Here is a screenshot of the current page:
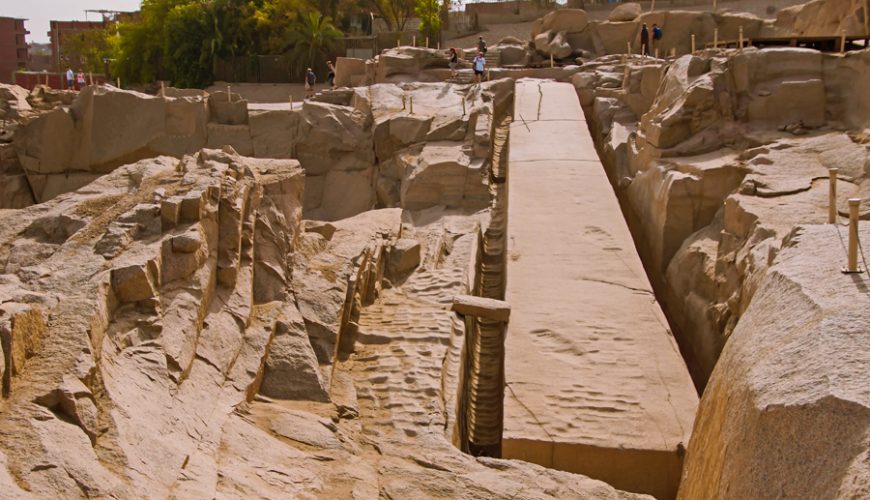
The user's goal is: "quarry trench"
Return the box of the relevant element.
[3,37,869,499]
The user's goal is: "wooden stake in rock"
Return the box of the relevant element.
[739,26,744,51]
[160,81,165,98]
[829,168,839,224]
[88,72,93,85]
[409,96,414,114]
[412,35,416,46]
[655,47,659,59]
[650,0,656,11]
[713,0,718,11]
[426,36,429,48]
[227,85,231,102]
[627,41,632,55]
[714,28,719,49]
[691,34,696,54]
[623,58,630,89]
[671,47,677,58]
[461,97,466,116]
[117,77,121,88]
[550,54,554,68]
[840,29,847,54]
[289,95,293,109]
[843,198,864,273]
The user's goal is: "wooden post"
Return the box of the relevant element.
[627,41,632,55]
[650,0,656,11]
[409,96,414,114]
[412,35,416,46]
[642,44,646,59]
[437,41,441,50]
[829,169,839,224]
[116,77,121,88]
[691,34,696,54]
[461,97,466,116]
[713,0,718,11]
[655,47,659,59]
[550,54,554,67]
[714,28,719,49]
[227,85,231,102]
[623,58,630,89]
[88,72,93,85]
[739,26,744,51]
[843,198,863,273]
[840,29,847,54]
[426,36,429,48]
[289,95,293,109]
[160,81,165,98]
[671,47,677,58]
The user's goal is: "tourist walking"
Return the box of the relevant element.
[473,52,486,84]
[305,67,316,99]
[640,23,651,55]
[75,69,86,90]
[477,36,487,54]
[65,67,74,90]
[327,61,336,88]
[448,48,459,78]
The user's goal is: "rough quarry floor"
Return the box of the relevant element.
[502,80,698,499]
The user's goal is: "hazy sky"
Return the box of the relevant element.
[2,1,142,43]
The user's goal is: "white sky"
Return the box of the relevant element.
[2,0,142,43]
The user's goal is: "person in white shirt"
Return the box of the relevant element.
[75,69,86,90]
[65,67,74,90]
[473,52,486,84]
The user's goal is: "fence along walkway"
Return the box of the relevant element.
[501,79,699,499]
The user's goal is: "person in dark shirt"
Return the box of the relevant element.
[640,23,651,55]
[449,48,459,77]
[327,61,336,88]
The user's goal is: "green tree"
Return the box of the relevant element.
[61,27,119,74]
[415,0,442,46]
[286,12,342,77]
[163,3,215,88]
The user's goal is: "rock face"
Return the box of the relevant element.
[0,103,650,499]
[679,224,870,499]
[574,34,870,500]
[7,80,505,225]
[0,84,32,119]
[526,1,869,58]
[772,0,869,36]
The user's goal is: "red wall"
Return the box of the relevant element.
[13,72,108,91]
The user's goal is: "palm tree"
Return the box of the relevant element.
[287,12,342,78]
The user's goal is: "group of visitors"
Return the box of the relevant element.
[64,67,88,91]
[304,61,336,99]
[639,23,663,55]
[448,36,489,84]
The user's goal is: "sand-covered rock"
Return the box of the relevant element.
[609,2,642,22]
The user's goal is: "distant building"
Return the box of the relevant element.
[27,42,52,72]
[0,17,29,84]
[49,20,109,71]
[49,11,138,71]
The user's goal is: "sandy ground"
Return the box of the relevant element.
[207,82,333,103]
